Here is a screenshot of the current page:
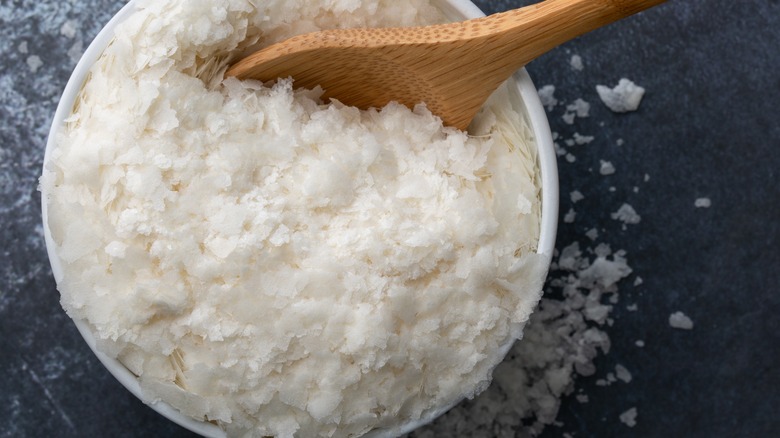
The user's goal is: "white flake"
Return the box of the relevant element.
[26,55,43,73]
[619,407,638,427]
[669,311,694,330]
[611,204,641,225]
[570,54,584,71]
[596,79,645,113]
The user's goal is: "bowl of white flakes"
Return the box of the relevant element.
[40,0,558,436]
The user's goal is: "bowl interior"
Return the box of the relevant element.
[41,1,558,436]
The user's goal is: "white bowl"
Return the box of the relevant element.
[41,0,558,436]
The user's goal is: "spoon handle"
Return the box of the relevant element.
[478,0,667,68]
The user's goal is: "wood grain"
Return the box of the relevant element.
[227,0,667,130]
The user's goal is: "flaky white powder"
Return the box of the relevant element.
[567,99,591,118]
[611,204,641,225]
[564,208,577,224]
[41,1,548,437]
[600,160,616,175]
[615,364,632,383]
[414,241,634,437]
[619,407,638,427]
[596,79,645,113]
[573,132,594,145]
[538,85,558,111]
[669,311,694,330]
[570,54,583,71]
[26,55,42,73]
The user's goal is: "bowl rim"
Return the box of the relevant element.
[40,0,558,436]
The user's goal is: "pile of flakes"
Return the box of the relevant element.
[414,242,633,437]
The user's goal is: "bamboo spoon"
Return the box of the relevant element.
[226,0,666,131]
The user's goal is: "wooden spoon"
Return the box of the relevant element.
[226,0,666,130]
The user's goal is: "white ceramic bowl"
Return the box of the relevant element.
[41,0,558,436]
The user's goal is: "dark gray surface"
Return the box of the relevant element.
[1,0,778,437]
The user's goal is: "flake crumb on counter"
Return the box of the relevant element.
[669,311,695,330]
[564,208,577,223]
[573,132,594,145]
[538,85,558,110]
[567,99,591,118]
[26,55,42,73]
[615,364,632,383]
[596,78,645,113]
[570,54,584,71]
[611,203,641,225]
[619,407,638,427]
[695,197,712,208]
[600,160,616,175]
[60,20,79,38]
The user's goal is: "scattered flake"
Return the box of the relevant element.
[635,340,645,347]
[596,79,645,113]
[564,208,577,223]
[611,204,641,225]
[18,41,28,54]
[606,372,617,383]
[596,379,608,386]
[26,55,43,73]
[554,142,567,156]
[67,39,84,65]
[570,54,584,71]
[565,138,576,147]
[573,132,595,145]
[669,311,694,330]
[538,85,558,110]
[60,19,79,38]
[570,190,585,203]
[593,243,612,257]
[562,112,576,124]
[615,364,632,383]
[576,394,589,403]
[609,187,616,192]
[633,186,639,193]
[567,99,591,118]
[600,160,616,175]
[616,138,625,146]
[626,304,638,312]
[644,173,650,182]
[619,407,638,427]
[565,153,576,163]
[695,197,712,208]
[633,276,643,286]
[585,228,599,241]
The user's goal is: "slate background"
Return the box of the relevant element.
[1,0,778,437]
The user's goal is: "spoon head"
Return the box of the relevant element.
[226,29,487,131]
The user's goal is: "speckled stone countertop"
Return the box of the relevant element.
[1,0,778,437]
